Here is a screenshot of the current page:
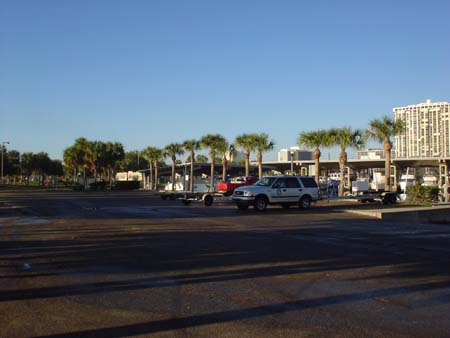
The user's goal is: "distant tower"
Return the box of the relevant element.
[394,99,450,158]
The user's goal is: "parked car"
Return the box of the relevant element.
[216,176,257,196]
[231,175,321,211]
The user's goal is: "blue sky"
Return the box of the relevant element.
[1,0,450,161]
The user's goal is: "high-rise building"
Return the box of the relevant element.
[394,99,450,158]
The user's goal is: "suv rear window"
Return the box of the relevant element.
[299,177,318,188]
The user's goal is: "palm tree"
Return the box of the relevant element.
[104,142,124,186]
[330,127,365,197]
[33,152,51,185]
[20,152,35,185]
[298,129,334,185]
[141,147,153,190]
[71,138,94,187]
[218,142,234,183]
[63,146,79,183]
[365,116,405,192]
[142,146,164,191]
[235,133,257,177]
[93,141,107,180]
[254,133,275,179]
[183,139,200,192]
[200,134,227,192]
[196,154,208,163]
[164,143,184,191]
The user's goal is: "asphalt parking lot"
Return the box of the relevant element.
[1,189,450,338]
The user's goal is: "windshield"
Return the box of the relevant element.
[255,177,276,186]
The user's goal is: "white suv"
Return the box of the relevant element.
[231,176,321,211]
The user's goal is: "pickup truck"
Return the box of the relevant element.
[217,176,257,196]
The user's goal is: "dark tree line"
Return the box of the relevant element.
[1,147,63,185]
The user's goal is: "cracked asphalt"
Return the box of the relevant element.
[1,188,449,338]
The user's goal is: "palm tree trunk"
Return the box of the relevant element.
[190,151,194,192]
[171,158,176,191]
[257,151,263,179]
[210,158,215,192]
[83,167,87,190]
[313,147,321,185]
[149,163,153,190]
[244,151,250,177]
[384,140,392,192]
[109,168,113,188]
[339,150,347,197]
[222,158,228,182]
[154,161,159,191]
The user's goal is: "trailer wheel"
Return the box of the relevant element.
[203,194,213,206]
[383,194,397,205]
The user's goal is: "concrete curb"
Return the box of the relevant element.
[345,205,450,223]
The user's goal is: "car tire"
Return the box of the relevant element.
[237,204,249,210]
[254,196,268,212]
[299,195,312,209]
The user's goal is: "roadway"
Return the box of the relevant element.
[1,189,449,337]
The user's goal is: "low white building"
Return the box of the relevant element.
[357,148,385,160]
[356,148,395,160]
[278,147,313,162]
[115,171,143,181]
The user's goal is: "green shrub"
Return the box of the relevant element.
[89,181,107,191]
[72,183,84,191]
[405,185,440,205]
[113,181,140,190]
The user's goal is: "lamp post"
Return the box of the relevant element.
[290,150,294,174]
[1,141,10,184]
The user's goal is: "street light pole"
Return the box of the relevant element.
[1,141,10,184]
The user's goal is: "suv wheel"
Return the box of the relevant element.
[299,195,312,209]
[254,196,268,212]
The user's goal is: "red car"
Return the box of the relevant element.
[217,176,257,196]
